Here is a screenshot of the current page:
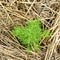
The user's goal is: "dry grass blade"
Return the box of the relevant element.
[25,0,36,15]
[0,0,60,60]
[0,2,14,24]
[45,11,60,60]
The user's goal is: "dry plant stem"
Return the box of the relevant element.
[54,15,60,26]
[1,20,26,53]
[0,39,27,59]
[26,0,36,15]
[41,4,60,16]
[45,11,60,60]
[49,13,60,42]
[0,19,40,60]
[10,0,17,6]
[32,10,50,28]
[45,28,59,60]
[5,7,28,20]
[0,0,60,60]
[32,5,56,29]
[19,2,60,16]
[5,34,25,51]
[0,6,25,49]
[49,24,58,30]
[0,45,23,60]
[49,27,58,41]
[1,20,19,44]
[0,2,14,24]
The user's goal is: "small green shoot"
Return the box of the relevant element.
[11,18,50,51]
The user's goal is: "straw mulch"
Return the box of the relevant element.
[0,0,60,60]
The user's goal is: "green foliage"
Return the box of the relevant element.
[11,18,50,51]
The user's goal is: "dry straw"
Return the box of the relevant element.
[0,0,60,60]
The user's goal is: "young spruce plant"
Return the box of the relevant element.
[11,18,50,51]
